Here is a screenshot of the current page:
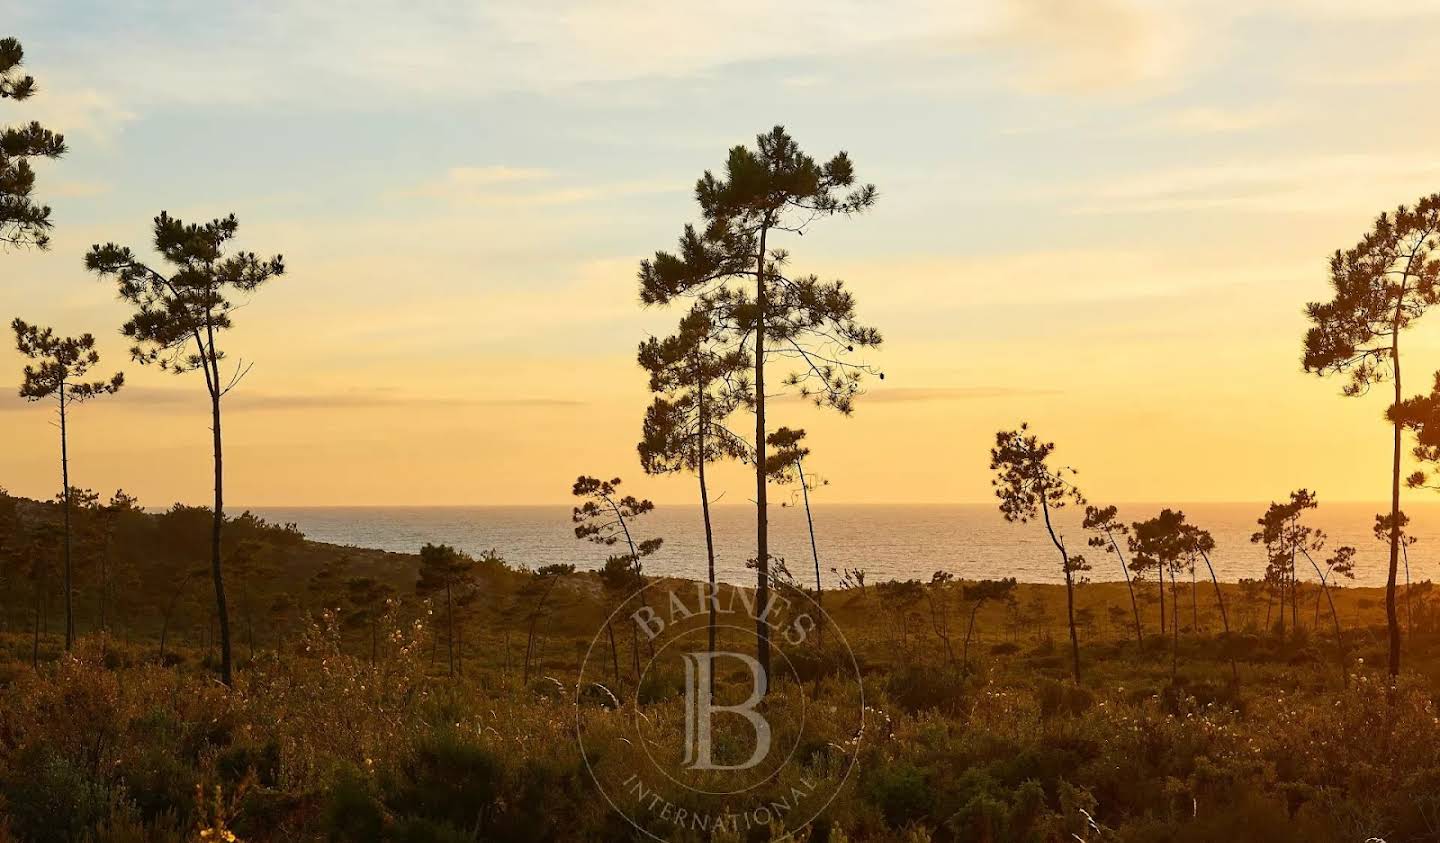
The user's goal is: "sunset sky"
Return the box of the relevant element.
[4,1,1440,507]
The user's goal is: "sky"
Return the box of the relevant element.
[3,0,1440,507]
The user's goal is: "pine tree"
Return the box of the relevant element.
[639,126,882,674]
[1303,193,1440,676]
[990,424,1088,684]
[1,37,66,250]
[12,320,122,650]
[87,212,284,686]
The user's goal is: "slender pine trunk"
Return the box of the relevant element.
[1107,529,1143,646]
[1403,542,1413,637]
[1387,306,1403,676]
[799,455,823,645]
[963,599,983,670]
[59,384,73,651]
[754,221,771,679]
[1198,549,1238,685]
[1302,550,1349,686]
[698,400,718,704]
[1040,496,1081,684]
[210,388,234,686]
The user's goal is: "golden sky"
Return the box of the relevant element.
[5,1,1440,506]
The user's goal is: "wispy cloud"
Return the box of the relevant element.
[863,386,1061,402]
[1067,152,1440,215]
[399,167,677,207]
[1145,105,1293,134]
[0,387,586,413]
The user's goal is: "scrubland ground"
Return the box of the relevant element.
[3,551,1440,842]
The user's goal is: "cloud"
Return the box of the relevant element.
[399,167,677,207]
[20,87,136,144]
[0,387,585,413]
[49,180,113,198]
[1067,152,1440,215]
[863,386,1061,402]
[984,0,1179,94]
[1145,105,1293,134]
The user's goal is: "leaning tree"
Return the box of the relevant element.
[1083,504,1143,646]
[639,126,881,675]
[1,37,66,250]
[415,543,477,679]
[12,320,122,650]
[572,475,662,679]
[1130,509,1186,673]
[990,424,1089,684]
[86,212,285,686]
[638,308,748,674]
[1303,193,1440,676]
[766,428,826,606]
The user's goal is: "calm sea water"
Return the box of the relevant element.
[241,502,1440,588]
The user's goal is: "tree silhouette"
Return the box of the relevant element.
[961,578,1017,670]
[637,309,747,674]
[86,212,284,686]
[1,38,66,250]
[639,126,880,675]
[12,320,123,650]
[1083,504,1142,646]
[1374,512,1417,636]
[96,489,141,636]
[1303,193,1440,676]
[1251,500,1297,637]
[573,475,661,680]
[767,426,828,635]
[1175,518,1238,684]
[1130,509,1186,671]
[22,521,60,668]
[346,577,396,664]
[521,563,574,684]
[415,543,476,678]
[990,424,1088,683]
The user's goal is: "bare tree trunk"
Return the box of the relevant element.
[1041,496,1081,684]
[1302,550,1349,687]
[1403,542,1414,637]
[1106,529,1143,646]
[1198,550,1238,685]
[753,221,771,680]
[698,419,718,703]
[59,384,74,651]
[1157,563,1167,650]
[1190,565,1198,633]
[963,599,983,670]
[210,389,234,686]
[798,455,823,646]
[606,621,620,685]
[1387,307,1404,676]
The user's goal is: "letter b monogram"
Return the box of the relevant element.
[680,652,771,771]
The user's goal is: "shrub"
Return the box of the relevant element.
[2,746,111,843]
[862,761,931,829]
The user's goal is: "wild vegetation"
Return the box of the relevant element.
[2,490,1440,841]
[10,29,1440,841]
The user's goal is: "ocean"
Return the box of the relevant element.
[240,502,1440,588]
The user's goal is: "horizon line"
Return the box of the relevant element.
[224,498,1432,509]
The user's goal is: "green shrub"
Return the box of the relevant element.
[382,730,502,833]
[863,761,931,829]
[321,767,385,842]
[2,746,111,843]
